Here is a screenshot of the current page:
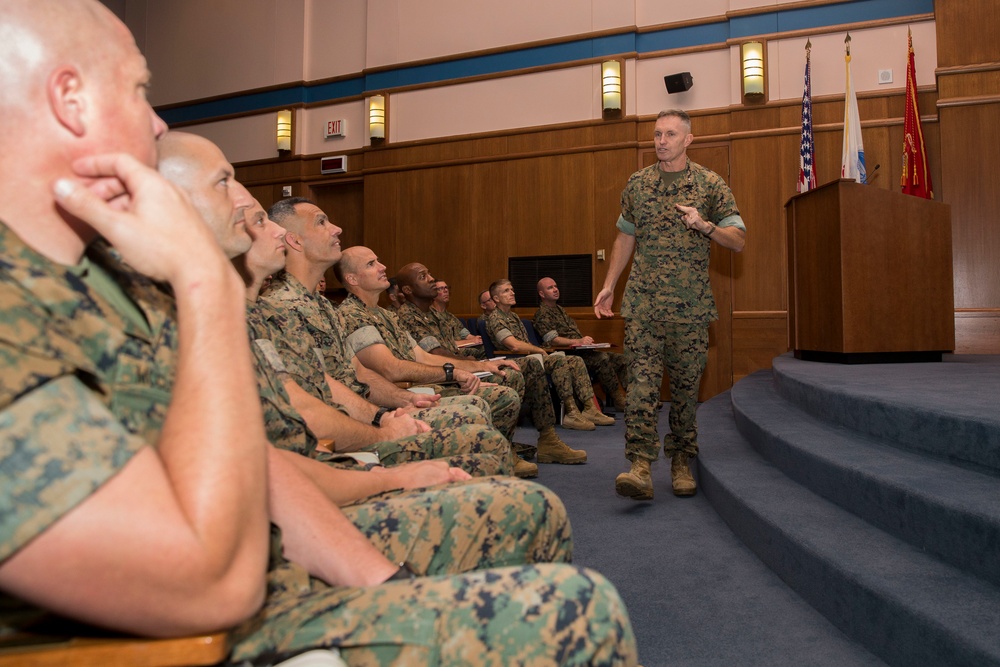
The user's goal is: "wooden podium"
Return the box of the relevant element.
[785,179,955,363]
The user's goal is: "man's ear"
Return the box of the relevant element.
[283,230,304,252]
[48,66,87,137]
[346,273,359,286]
[400,283,413,296]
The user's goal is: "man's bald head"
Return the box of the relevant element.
[0,1,127,111]
[157,132,253,259]
[0,0,166,259]
[332,245,367,285]
[395,262,422,291]
[395,262,438,302]
[537,276,559,304]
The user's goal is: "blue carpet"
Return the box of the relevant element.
[521,408,884,667]
[695,355,1000,667]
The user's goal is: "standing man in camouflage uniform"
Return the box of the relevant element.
[333,247,536,477]
[0,3,638,664]
[488,278,616,432]
[535,276,629,411]
[595,109,746,500]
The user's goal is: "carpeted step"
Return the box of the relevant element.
[770,354,1000,473]
[698,393,1000,667]
[729,370,1000,588]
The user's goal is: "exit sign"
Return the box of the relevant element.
[320,155,347,174]
[324,119,346,138]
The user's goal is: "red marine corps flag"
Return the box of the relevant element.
[901,28,933,198]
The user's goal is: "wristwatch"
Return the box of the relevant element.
[372,405,390,427]
[443,362,455,383]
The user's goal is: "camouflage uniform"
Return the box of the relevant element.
[0,223,637,665]
[259,272,495,440]
[486,307,597,410]
[337,293,521,449]
[246,303,510,476]
[534,302,628,396]
[438,307,488,359]
[396,301,523,396]
[618,159,745,461]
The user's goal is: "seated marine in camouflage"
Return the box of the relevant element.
[428,278,488,359]
[487,278,616,433]
[158,133,511,477]
[257,198,509,466]
[0,4,639,665]
[534,276,628,411]
[395,262,539,475]
[331,247,533,477]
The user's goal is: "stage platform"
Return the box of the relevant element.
[698,353,1000,667]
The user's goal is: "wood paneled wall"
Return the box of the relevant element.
[935,0,1000,351]
[235,10,1000,400]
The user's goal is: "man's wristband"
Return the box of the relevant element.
[372,406,390,427]
[704,224,717,238]
[385,562,417,582]
[443,362,455,383]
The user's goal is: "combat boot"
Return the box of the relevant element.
[671,453,697,497]
[582,400,615,426]
[562,401,596,431]
[615,458,653,500]
[536,426,587,464]
[514,456,538,478]
[612,387,627,412]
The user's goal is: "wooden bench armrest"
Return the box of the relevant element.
[0,631,231,667]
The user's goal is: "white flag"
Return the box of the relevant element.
[841,36,866,183]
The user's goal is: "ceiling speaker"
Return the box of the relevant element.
[664,72,694,94]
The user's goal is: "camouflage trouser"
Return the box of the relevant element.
[230,478,634,665]
[543,352,594,405]
[624,318,708,461]
[420,391,518,472]
[373,424,513,476]
[418,394,490,426]
[437,384,520,446]
[233,543,635,665]
[318,400,512,476]
[579,350,628,395]
[344,477,573,569]
[487,367,525,403]
[520,356,556,430]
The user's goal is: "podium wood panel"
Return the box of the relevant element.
[786,180,954,359]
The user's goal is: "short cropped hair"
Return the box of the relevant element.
[656,109,691,132]
[489,279,511,300]
[268,197,314,227]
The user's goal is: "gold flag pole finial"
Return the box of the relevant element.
[805,38,812,51]
[845,32,851,56]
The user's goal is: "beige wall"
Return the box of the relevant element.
[116,1,939,163]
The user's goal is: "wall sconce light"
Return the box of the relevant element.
[601,60,622,118]
[741,41,766,102]
[369,94,386,145]
[276,109,292,153]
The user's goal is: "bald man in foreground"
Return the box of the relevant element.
[0,1,636,664]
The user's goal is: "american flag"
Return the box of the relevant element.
[797,41,817,193]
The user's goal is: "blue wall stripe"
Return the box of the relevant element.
[158,0,933,125]
[636,20,730,53]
